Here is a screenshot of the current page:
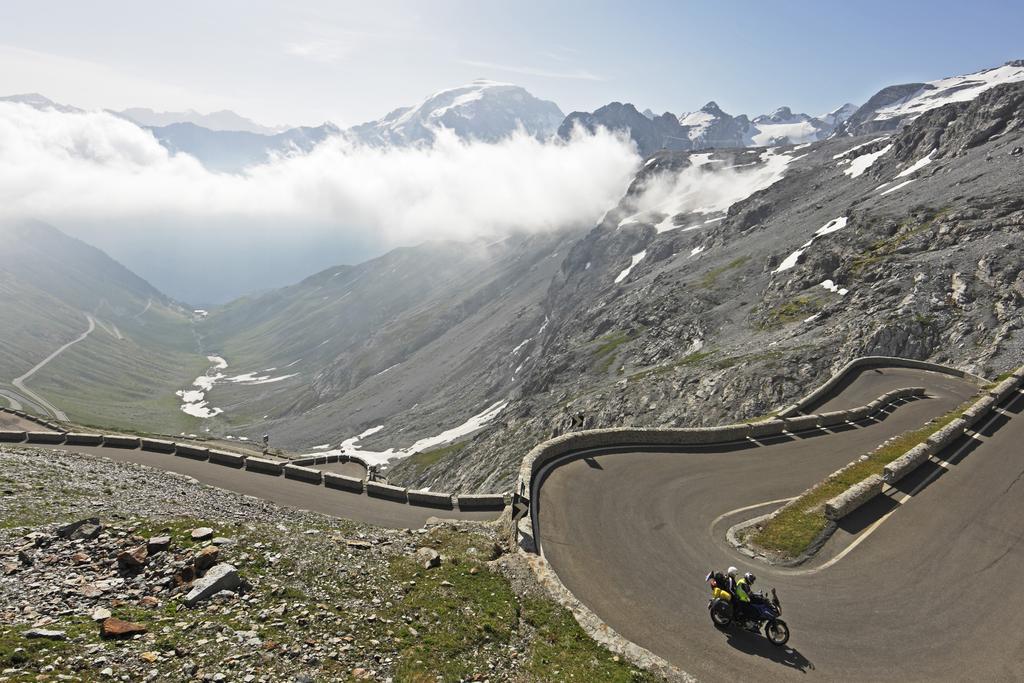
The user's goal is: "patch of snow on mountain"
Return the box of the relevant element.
[813,216,849,238]
[843,144,893,178]
[774,216,849,274]
[821,279,849,296]
[896,150,935,177]
[833,138,889,160]
[879,179,916,196]
[312,401,508,467]
[615,250,647,284]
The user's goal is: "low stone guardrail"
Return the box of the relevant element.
[882,369,1023,486]
[208,449,246,468]
[0,426,482,511]
[101,435,140,449]
[245,457,284,476]
[26,431,65,444]
[323,472,363,492]
[366,481,408,503]
[407,490,455,509]
[175,444,210,460]
[821,368,1023,520]
[515,385,924,510]
[455,494,509,511]
[283,464,322,483]
[824,474,884,520]
[65,433,103,446]
[140,438,175,453]
[778,356,987,417]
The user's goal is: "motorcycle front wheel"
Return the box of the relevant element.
[765,618,790,646]
[709,599,732,628]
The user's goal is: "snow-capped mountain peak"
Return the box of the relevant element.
[843,59,1024,135]
[346,80,565,146]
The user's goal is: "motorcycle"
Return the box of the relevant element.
[704,571,790,646]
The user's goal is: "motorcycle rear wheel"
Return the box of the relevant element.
[709,599,732,627]
[765,618,790,646]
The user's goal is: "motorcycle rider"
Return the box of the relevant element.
[734,572,759,630]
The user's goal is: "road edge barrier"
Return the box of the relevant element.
[824,368,1023,520]
[777,356,987,417]
[515,385,926,549]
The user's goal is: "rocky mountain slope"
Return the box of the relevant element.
[407,81,1024,493]
[192,231,582,452]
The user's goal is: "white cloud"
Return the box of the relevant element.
[623,149,798,221]
[0,101,640,248]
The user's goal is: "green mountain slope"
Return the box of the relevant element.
[0,220,207,431]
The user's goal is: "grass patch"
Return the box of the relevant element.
[699,256,750,289]
[627,349,717,382]
[851,207,950,275]
[749,397,976,557]
[760,296,823,329]
[522,597,659,682]
[592,331,632,375]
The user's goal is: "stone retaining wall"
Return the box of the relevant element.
[407,490,455,509]
[882,369,1023,485]
[455,494,509,511]
[366,481,408,503]
[283,464,323,484]
[245,457,283,476]
[778,356,987,417]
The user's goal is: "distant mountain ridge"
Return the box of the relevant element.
[562,99,857,157]
[345,79,565,146]
[115,107,285,135]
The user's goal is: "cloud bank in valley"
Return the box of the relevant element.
[0,102,640,244]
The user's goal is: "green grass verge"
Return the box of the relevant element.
[748,396,976,557]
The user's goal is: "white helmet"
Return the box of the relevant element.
[727,566,738,577]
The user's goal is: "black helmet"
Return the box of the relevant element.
[744,572,756,585]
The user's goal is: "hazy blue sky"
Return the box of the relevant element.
[1,0,1020,127]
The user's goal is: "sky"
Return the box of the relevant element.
[1,0,1021,127]
[1,0,1021,304]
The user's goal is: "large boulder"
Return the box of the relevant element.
[184,563,241,607]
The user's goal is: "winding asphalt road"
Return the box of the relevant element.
[537,367,1024,681]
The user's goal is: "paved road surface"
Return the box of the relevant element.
[14,443,501,530]
[538,367,1024,681]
